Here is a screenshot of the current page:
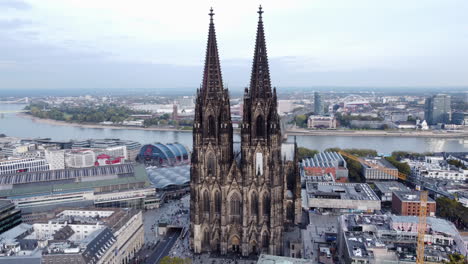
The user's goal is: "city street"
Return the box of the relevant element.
[146,230,181,264]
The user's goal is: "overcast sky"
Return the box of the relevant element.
[1,0,467,91]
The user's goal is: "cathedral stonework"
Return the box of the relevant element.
[190,7,302,257]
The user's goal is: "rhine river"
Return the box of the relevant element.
[0,104,466,154]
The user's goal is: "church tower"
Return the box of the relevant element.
[190,8,234,254]
[240,6,284,256]
[190,6,301,257]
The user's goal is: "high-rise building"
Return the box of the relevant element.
[190,7,301,256]
[424,94,451,125]
[314,91,323,115]
[0,200,22,234]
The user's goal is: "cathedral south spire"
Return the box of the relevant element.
[201,7,224,98]
[250,5,272,98]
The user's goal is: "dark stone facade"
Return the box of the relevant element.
[190,7,302,257]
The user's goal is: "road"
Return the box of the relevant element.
[145,229,181,264]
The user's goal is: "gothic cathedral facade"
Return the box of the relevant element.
[190,7,302,257]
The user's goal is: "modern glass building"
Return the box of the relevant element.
[425,94,451,125]
[137,143,190,166]
[0,200,21,234]
[314,91,323,115]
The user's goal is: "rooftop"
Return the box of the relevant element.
[257,254,311,264]
[147,165,190,189]
[0,164,150,198]
[306,182,379,201]
[361,157,397,170]
[393,191,436,203]
[373,181,409,193]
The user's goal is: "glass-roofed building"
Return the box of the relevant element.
[137,143,190,166]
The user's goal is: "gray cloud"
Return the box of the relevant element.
[0,0,31,10]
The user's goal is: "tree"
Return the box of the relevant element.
[385,156,411,176]
[297,147,319,161]
[294,114,308,128]
[391,151,430,160]
[444,253,466,264]
[436,197,468,229]
[160,257,191,264]
[447,159,467,169]
[326,148,377,157]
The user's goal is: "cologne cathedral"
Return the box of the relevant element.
[190,7,302,256]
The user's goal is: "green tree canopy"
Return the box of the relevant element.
[297,147,319,161]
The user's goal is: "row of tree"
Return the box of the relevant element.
[26,103,147,124]
[143,114,193,128]
[436,197,468,230]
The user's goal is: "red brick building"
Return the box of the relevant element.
[392,191,436,216]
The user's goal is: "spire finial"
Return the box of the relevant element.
[258,5,263,20]
[209,7,214,23]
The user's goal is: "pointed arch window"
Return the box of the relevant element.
[230,193,241,216]
[287,203,294,222]
[207,154,215,176]
[251,193,258,216]
[263,194,270,217]
[208,115,216,137]
[214,191,221,214]
[203,190,210,213]
[203,229,210,248]
[230,193,241,224]
[262,232,269,248]
[256,115,265,138]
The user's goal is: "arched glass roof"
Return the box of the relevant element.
[146,165,190,189]
[139,143,190,161]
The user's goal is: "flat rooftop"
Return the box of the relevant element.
[306,182,380,201]
[361,157,397,170]
[393,191,435,203]
[374,181,409,193]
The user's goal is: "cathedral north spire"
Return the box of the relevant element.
[201,7,224,97]
[249,5,272,98]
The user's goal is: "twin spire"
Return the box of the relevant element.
[201,6,271,98]
[201,8,224,96]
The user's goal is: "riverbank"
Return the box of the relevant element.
[287,128,468,138]
[18,113,468,138]
[17,113,193,133]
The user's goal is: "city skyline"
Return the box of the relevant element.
[1,0,468,90]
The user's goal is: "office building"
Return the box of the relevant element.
[452,112,468,126]
[360,157,399,181]
[65,149,96,168]
[0,208,143,264]
[0,157,50,175]
[373,181,409,202]
[0,200,22,234]
[72,139,141,161]
[425,94,451,125]
[314,91,323,115]
[307,115,336,129]
[392,191,436,216]
[338,214,467,263]
[304,182,381,213]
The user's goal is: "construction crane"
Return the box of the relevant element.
[338,151,428,263]
[416,190,428,264]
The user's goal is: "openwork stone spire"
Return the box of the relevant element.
[201,7,224,97]
[249,5,272,98]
